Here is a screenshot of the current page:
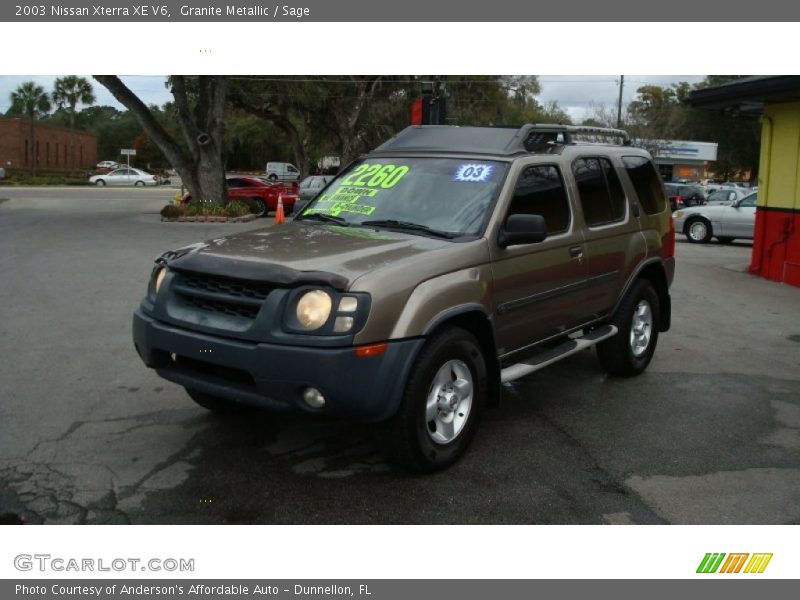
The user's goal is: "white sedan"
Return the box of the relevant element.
[673,192,757,244]
[89,167,158,187]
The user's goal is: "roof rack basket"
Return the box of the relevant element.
[519,124,631,152]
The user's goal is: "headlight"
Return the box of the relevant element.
[296,290,332,330]
[154,267,167,294]
[674,211,684,218]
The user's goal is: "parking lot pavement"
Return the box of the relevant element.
[1,189,799,524]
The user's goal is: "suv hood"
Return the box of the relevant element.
[164,222,454,290]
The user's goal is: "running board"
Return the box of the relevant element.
[500,325,618,383]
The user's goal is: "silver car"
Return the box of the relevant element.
[89,167,158,187]
[673,192,757,243]
[706,188,749,205]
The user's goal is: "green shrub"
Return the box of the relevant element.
[225,200,250,217]
[184,199,225,217]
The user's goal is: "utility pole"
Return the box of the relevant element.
[616,75,625,128]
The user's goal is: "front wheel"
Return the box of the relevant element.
[380,327,487,472]
[597,279,660,377]
[247,197,267,217]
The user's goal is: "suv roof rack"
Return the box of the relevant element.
[371,124,633,157]
[519,124,631,152]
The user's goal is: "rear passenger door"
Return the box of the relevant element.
[490,163,588,354]
[570,156,643,318]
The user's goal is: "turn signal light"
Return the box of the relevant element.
[355,343,388,358]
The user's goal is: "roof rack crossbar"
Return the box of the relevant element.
[518,124,631,151]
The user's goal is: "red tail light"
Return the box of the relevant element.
[675,194,684,207]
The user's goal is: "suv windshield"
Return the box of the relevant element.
[296,157,508,237]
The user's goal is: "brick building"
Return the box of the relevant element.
[0,116,97,172]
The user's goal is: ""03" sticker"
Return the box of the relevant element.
[453,163,495,183]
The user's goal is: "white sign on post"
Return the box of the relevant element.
[120,148,136,168]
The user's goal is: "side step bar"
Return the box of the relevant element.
[500,325,618,384]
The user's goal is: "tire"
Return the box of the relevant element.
[185,388,241,414]
[268,174,278,181]
[135,180,144,187]
[717,237,734,244]
[248,197,267,217]
[380,327,487,472]
[95,179,106,186]
[597,279,660,377]
[685,217,713,243]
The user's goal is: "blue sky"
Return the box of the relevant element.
[0,75,706,121]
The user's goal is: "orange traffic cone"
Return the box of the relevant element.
[274,193,286,224]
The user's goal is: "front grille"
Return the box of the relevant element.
[181,273,272,300]
[173,271,272,320]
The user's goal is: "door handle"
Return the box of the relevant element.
[569,245,584,258]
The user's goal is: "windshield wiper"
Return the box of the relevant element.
[298,212,350,226]
[360,219,457,239]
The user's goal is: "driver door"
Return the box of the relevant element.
[490,162,587,355]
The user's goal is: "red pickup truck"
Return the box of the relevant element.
[181,176,299,217]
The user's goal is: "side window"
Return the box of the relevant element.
[622,156,667,215]
[740,194,757,207]
[572,157,627,227]
[227,179,242,188]
[507,165,570,235]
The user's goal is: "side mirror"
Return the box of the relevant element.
[498,214,547,248]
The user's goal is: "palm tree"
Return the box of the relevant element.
[10,81,51,176]
[52,76,96,173]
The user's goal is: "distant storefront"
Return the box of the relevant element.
[0,117,97,172]
[691,75,800,288]
[640,139,718,182]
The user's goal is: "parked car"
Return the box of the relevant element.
[89,167,158,186]
[664,183,706,210]
[296,175,334,212]
[673,192,757,243]
[96,160,120,170]
[706,188,749,205]
[265,162,301,181]
[133,124,674,471]
[181,176,299,217]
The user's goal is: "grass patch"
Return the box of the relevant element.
[0,171,91,186]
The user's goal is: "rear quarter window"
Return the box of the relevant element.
[622,156,667,215]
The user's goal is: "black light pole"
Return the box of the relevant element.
[617,75,625,128]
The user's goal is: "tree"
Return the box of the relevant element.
[9,81,51,175]
[94,76,229,204]
[52,76,96,173]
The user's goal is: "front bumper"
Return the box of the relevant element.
[133,309,423,421]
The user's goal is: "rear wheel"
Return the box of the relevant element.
[380,327,487,472]
[686,217,713,243]
[597,279,660,377]
[135,180,144,187]
[95,179,106,186]
[185,388,241,414]
[268,174,278,181]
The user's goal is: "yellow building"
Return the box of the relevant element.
[691,76,800,287]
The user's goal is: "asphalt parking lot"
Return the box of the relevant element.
[1,187,799,524]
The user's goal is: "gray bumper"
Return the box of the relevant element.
[133,309,423,421]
